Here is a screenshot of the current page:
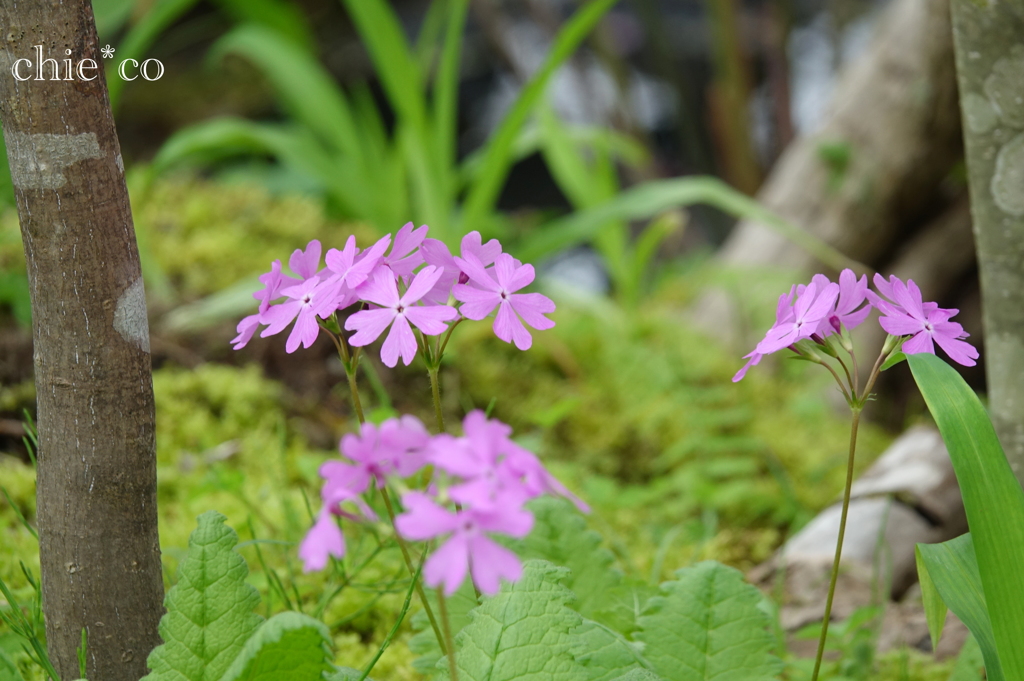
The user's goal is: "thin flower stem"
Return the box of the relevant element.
[358,549,425,681]
[834,354,855,396]
[437,316,464,359]
[428,367,446,434]
[811,407,861,681]
[859,347,890,405]
[379,487,447,657]
[850,348,861,398]
[820,361,853,405]
[437,588,460,681]
[346,368,366,425]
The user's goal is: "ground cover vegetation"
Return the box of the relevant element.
[0,178,974,681]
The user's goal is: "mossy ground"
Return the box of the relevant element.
[0,176,960,680]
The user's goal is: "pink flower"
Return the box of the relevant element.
[320,416,430,498]
[453,253,555,350]
[755,281,840,355]
[871,276,978,366]
[322,234,392,311]
[289,240,324,280]
[395,491,533,595]
[345,266,458,367]
[421,231,504,304]
[259,276,339,353]
[811,270,871,335]
[231,260,301,350]
[383,222,427,281]
[299,508,345,572]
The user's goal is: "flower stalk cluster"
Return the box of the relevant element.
[735,269,979,681]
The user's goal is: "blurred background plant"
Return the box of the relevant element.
[0,0,991,678]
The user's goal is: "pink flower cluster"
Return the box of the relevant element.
[232,223,556,365]
[299,411,588,596]
[734,271,978,381]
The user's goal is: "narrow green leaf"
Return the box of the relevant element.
[461,0,618,226]
[510,497,622,619]
[447,560,587,681]
[915,544,947,650]
[909,352,1024,680]
[916,535,1003,681]
[108,0,201,109]
[948,635,985,681]
[210,26,363,163]
[635,561,782,681]
[431,0,470,205]
[142,511,263,681]
[211,0,315,49]
[216,612,332,681]
[517,177,864,273]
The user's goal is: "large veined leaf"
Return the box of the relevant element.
[216,612,332,681]
[511,497,622,619]
[445,560,587,681]
[142,511,263,681]
[908,353,1024,680]
[915,535,1003,681]
[635,561,781,681]
[570,620,650,681]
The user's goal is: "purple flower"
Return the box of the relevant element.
[320,417,430,498]
[395,491,533,595]
[289,240,324,280]
[811,270,871,335]
[383,222,427,281]
[755,281,840,355]
[453,253,555,350]
[732,286,797,382]
[259,276,339,353]
[231,260,301,350]
[323,234,392,307]
[345,266,458,367]
[299,508,345,572]
[421,231,504,304]
[872,276,978,366]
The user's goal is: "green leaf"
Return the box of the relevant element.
[109,0,201,109]
[461,0,618,227]
[324,669,375,681]
[511,497,622,619]
[518,177,863,273]
[448,560,587,681]
[880,351,907,372]
[915,535,1003,681]
[948,635,985,681]
[611,671,665,681]
[142,511,263,681]
[588,578,660,638]
[216,612,332,681]
[0,647,24,681]
[570,620,650,681]
[635,561,782,681]
[211,0,315,50]
[908,353,1024,680]
[915,544,947,650]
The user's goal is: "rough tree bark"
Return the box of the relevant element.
[0,2,164,680]
[950,0,1024,485]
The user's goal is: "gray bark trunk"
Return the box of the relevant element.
[0,2,164,680]
[950,0,1024,485]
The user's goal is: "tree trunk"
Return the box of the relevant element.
[0,3,164,680]
[950,0,1024,485]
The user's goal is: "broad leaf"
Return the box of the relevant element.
[217,612,331,681]
[909,353,1024,680]
[915,535,1003,681]
[589,578,660,638]
[446,560,587,681]
[570,619,650,681]
[142,511,263,681]
[635,561,781,681]
[612,671,664,681]
[948,635,985,681]
[511,497,622,619]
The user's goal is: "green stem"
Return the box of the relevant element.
[437,588,460,681]
[811,407,861,681]
[346,366,366,425]
[379,487,447,657]
[428,367,445,433]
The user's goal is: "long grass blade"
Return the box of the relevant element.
[461,0,618,227]
[908,352,1024,681]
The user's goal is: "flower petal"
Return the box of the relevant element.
[468,536,522,596]
[346,308,396,347]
